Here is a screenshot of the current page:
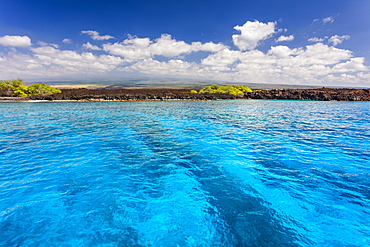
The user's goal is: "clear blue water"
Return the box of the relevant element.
[0,100,369,246]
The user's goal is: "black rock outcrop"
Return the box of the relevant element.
[18,88,370,101]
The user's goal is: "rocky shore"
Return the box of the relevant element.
[2,88,370,101]
[245,88,370,101]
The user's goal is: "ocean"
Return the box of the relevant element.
[0,100,369,246]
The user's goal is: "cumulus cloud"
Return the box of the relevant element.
[82,42,101,50]
[103,34,227,61]
[81,30,114,40]
[150,34,193,57]
[328,35,350,46]
[268,45,298,58]
[62,38,72,44]
[332,57,368,73]
[197,42,364,84]
[232,20,276,50]
[291,43,352,65]
[201,49,240,71]
[0,46,123,78]
[276,35,294,42]
[122,58,200,77]
[103,36,152,61]
[150,34,227,57]
[0,19,369,86]
[0,35,32,47]
[29,46,123,72]
[198,41,361,82]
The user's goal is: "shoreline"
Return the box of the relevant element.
[1,88,370,102]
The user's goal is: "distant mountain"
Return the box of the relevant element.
[26,76,324,89]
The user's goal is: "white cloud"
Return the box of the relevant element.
[0,35,31,47]
[103,34,227,61]
[324,73,362,84]
[122,58,199,77]
[81,30,115,40]
[332,57,368,73]
[278,28,288,33]
[328,35,350,46]
[103,36,152,61]
[308,37,326,42]
[150,34,227,57]
[82,42,101,51]
[201,48,240,71]
[312,17,335,26]
[286,43,352,66]
[192,41,228,53]
[149,34,193,57]
[268,45,298,58]
[276,35,294,42]
[323,16,335,24]
[232,20,276,50]
[195,42,365,85]
[0,19,369,86]
[0,46,123,78]
[37,41,59,48]
[62,38,72,44]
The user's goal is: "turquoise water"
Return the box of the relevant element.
[0,100,369,246]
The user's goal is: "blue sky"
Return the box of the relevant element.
[1,0,370,86]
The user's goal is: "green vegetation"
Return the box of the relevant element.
[0,79,61,97]
[26,83,62,96]
[191,84,253,95]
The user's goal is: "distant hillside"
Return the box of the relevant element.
[27,77,323,90]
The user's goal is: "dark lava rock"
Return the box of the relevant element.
[27,88,243,101]
[25,88,370,101]
[244,88,370,101]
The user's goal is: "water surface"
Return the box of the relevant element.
[0,100,369,246]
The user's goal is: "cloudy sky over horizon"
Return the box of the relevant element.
[1,0,370,86]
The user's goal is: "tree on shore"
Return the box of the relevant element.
[27,83,62,96]
[0,78,28,97]
[0,79,61,97]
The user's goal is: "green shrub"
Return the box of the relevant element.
[196,84,252,95]
[232,85,253,93]
[0,79,28,97]
[0,82,14,97]
[27,83,62,96]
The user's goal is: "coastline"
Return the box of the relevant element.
[1,88,370,102]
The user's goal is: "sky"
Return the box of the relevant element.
[0,0,370,87]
